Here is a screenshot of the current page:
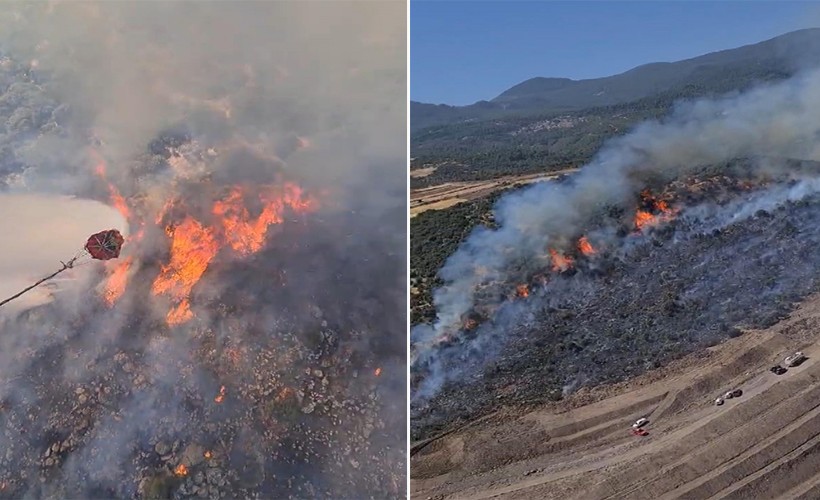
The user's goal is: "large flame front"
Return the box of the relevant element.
[92,143,319,326]
[151,184,317,325]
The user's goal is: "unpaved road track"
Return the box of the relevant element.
[411,293,820,499]
[410,170,577,217]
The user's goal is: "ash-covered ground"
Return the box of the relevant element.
[1,199,406,499]
[411,64,820,441]
[0,2,406,499]
[412,169,820,441]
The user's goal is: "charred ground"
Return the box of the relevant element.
[411,166,820,441]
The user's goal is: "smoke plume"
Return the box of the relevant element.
[413,66,820,401]
[0,2,406,498]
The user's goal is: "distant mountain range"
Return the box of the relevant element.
[412,28,820,131]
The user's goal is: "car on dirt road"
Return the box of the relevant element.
[785,351,807,367]
[770,365,788,375]
[632,417,649,429]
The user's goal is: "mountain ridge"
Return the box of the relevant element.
[412,28,820,130]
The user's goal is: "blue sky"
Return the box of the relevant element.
[412,1,820,105]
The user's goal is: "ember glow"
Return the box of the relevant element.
[549,248,574,272]
[578,236,596,256]
[516,283,530,298]
[174,464,188,477]
[374,367,382,377]
[214,385,226,404]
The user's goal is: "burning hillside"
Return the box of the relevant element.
[411,65,820,439]
[0,2,406,499]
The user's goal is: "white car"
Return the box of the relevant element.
[632,417,649,428]
[715,397,725,406]
[785,351,806,367]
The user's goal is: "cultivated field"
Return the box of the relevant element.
[410,170,577,217]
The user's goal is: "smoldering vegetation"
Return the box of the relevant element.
[411,65,820,439]
[0,2,405,499]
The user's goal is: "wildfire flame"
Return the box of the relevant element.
[634,189,677,231]
[102,256,133,306]
[463,318,478,331]
[212,183,315,255]
[577,236,596,256]
[174,464,188,477]
[549,248,574,272]
[90,144,319,325]
[516,283,529,298]
[374,367,382,377]
[90,149,131,221]
[214,385,226,404]
[152,184,318,325]
[204,451,212,460]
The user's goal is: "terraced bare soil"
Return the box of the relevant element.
[411,293,820,499]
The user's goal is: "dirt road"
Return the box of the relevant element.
[411,293,820,499]
[410,170,577,217]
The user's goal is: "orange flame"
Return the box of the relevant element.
[516,283,529,298]
[374,367,382,377]
[463,318,478,330]
[577,236,596,256]
[634,190,677,231]
[212,186,289,255]
[90,149,131,221]
[204,451,212,460]
[549,248,574,272]
[174,464,188,476]
[214,385,226,404]
[151,218,219,325]
[102,256,133,306]
[151,184,318,324]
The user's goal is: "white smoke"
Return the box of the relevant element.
[414,66,820,400]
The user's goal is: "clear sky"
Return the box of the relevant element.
[412,1,820,105]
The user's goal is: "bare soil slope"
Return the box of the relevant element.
[411,292,820,500]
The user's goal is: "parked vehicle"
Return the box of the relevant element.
[785,351,807,367]
[632,417,649,429]
[715,397,724,406]
[770,365,788,375]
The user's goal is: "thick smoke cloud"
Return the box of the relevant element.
[414,67,820,400]
[0,2,406,499]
